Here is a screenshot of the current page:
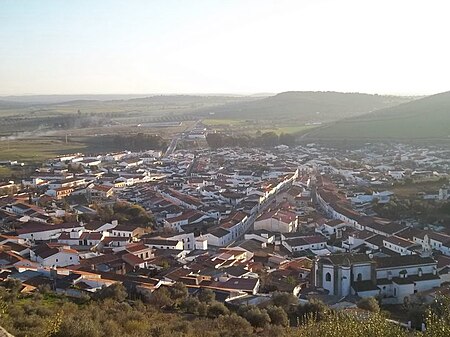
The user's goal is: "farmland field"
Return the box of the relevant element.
[0,138,86,162]
[202,119,247,126]
[260,125,318,135]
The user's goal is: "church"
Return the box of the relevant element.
[312,254,442,304]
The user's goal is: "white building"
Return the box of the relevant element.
[314,254,442,304]
[30,244,80,267]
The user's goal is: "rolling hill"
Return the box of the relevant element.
[307,91,450,141]
[0,95,257,119]
[197,91,413,123]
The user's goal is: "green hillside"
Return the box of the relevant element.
[307,91,450,141]
[0,95,255,117]
[199,91,412,123]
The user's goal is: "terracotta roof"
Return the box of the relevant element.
[92,184,113,192]
[122,253,144,266]
[126,243,150,253]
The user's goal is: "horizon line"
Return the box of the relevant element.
[0,90,434,98]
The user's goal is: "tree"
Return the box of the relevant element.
[259,132,279,147]
[356,297,380,313]
[291,312,408,337]
[207,301,230,318]
[296,298,330,322]
[266,306,289,326]
[168,282,188,306]
[197,302,208,317]
[242,308,271,329]
[406,304,427,329]
[206,133,224,149]
[279,133,296,146]
[112,201,155,227]
[271,292,298,311]
[423,296,450,337]
[2,278,22,293]
[215,314,253,337]
[96,283,127,302]
[95,204,114,222]
[198,289,215,303]
[180,296,201,314]
[148,287,173,308]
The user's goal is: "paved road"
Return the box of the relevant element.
[234,184,292,243]
[164,137,179,157]
[163,119,202,158]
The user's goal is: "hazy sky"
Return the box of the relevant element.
[1,0,449,96]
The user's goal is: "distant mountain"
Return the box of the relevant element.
[0,94,253,105]
[307,91,450,141]
[0,100,33,108]
[0,94,155,104]
[198,91,413,122]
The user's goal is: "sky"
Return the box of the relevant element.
[1,0,449,96]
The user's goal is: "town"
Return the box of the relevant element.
[1,133,449,326]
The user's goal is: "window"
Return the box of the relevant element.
[357,273,362,282]
[325,272,331,282]
[56,259,59,262]
[70,257,72,260]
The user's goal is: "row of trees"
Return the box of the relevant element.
[82,133,168,153]
[206,132,296,149]
[105,133,168,152]
[2,278,450,337]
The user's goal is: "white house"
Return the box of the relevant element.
[254,209,297,233]
[383,236,419,256]
[17,222,85,241]
[282,235,327,253]
[30,244,80,267]
[143,238,183,250]
[414,232,450,256]
[203,228,233,247]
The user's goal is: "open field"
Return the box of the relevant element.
[203,119,247,126]
[0,138,86,162]
[260,124,318,135]
[0,167,13,178]
[0,115,195,168]
[0,95,254,137]
[204,118,317,136]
